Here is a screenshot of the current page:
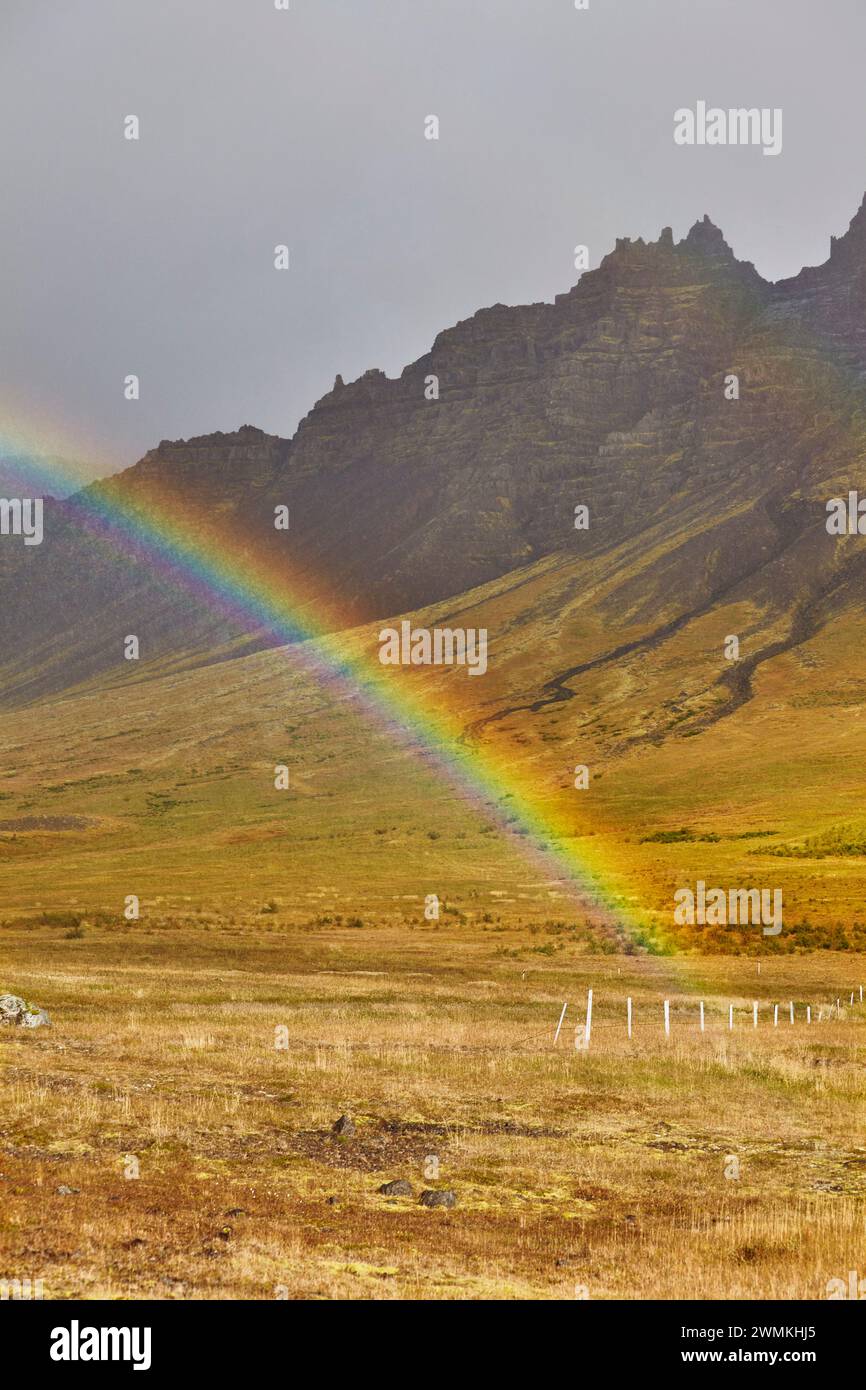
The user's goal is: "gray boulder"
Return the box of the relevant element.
[0,994,51,1028]
[419,1189,457,1209]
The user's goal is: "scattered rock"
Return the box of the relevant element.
[418,1189,456,1209]
[332,1114,355,1137]
[224,1207,247,1217]
[378,1179,414,1197]
[380,1120,448,1137]
[56,1185,79,1196]
[0,993,51,1029]
[0,815,94,832]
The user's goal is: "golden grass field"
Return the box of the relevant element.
[1,918,864,1300]
[2,554,866,1299]
[4,581,866,939]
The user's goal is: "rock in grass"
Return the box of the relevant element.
[332,1114,355,1137]
[378,1179,413,1197]
[0,993,51,1028]
[418,1189,456,1209]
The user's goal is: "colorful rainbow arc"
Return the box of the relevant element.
[0,429,654,944]
[0,425,650,945]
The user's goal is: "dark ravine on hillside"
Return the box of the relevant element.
[4,196,866,706]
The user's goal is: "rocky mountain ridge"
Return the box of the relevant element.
[2,200,866,706]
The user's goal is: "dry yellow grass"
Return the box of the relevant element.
[1,919,863,1299]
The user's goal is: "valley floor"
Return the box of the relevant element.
[1,921,863,1300]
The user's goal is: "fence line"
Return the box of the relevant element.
[554,985,863,1047]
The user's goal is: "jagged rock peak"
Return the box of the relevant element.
[602,217,735,268]
[681,214,732,256]
[829,188,866,261]
[151,425,272,452]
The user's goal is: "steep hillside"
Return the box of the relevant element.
[3,523,866,948]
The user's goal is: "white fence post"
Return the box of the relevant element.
[664,1000,670,1037]
[789,1001,795,1024]
[553,1001,568,1045]
[627,996,632,1039]
[585,989,593,1048]
[774,1004,778,1027]
[753,1001,758,1028]
[728,1004,733,1031]
[699,1000,704,1033]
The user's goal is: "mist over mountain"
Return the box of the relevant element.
[3,198,866,707]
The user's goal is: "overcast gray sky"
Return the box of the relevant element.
[1,0,864,482]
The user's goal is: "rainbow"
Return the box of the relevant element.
[8,222,866,955]
[0,423,657,944]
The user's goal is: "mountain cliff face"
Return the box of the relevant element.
[772,192,866,371]
[2,202,866,706]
